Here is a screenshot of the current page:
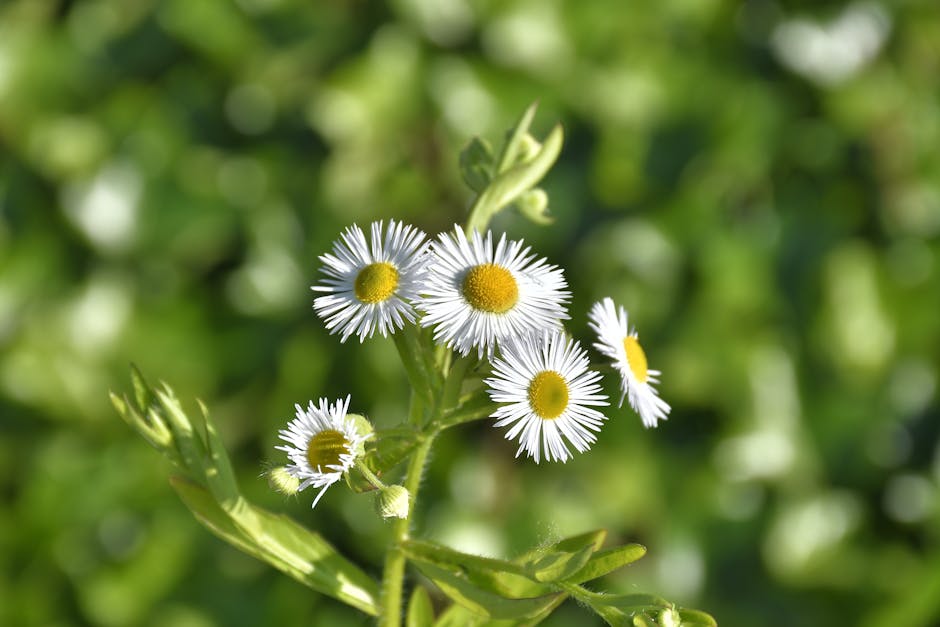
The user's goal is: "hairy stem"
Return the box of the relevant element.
[378,430,437,627]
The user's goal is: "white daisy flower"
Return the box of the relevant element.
[275,396,367,508]
[313,220,429,342]
[588,297,670,428]
[418,226,570,357]
[485,330,609,463]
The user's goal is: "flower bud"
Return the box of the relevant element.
[375,485,411,519]
[345,413,373,456]
[267,466,300,496]
[658,607,680,627]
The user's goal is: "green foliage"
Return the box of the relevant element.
[112,371,380,615]
[3,1,940,626]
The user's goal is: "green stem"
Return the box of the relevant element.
[378,430,437,627]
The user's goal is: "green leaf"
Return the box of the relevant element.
[433,604,487,627]
[196,399,239,506]
[517,529,607,567]
[407,586,435,627]
[130,363,154,413]
[170,476,380,615]
[414,562,561,621]
[403,539,544,598]
[485,123,563,218]
[600,593,671,612]
[530,545,596,583]
[495,102,539,172]
[437,393,498,430]
[459,137,494,193]
[678,608,718,626]
[434,601,561,627]
[563,544,647,584]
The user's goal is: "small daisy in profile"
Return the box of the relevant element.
[588,297,670,428]
[275,396,367,508]
[485,330,609,463]
[418,226,570,357]
[313,220,429,342]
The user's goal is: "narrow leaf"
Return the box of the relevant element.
[407,586,435,627]
[438,393,498,430]
[459,137,494,193]
[402,539,544,598]
[517,529,607,567]
[496,102,539,172]
[197,399,239,506]
[170,476,380,615]
[130,363,154,413]
[597,593,671,612]
[678,608,718,626]
[563,544,647,584]
[415,562,561,620]
[531,545,596,583]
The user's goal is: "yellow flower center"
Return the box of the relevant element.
[527,370,569,419]
[623,336,649,383]
[461,263,519,313]
[354,262,399,303]
[306,429,350,469]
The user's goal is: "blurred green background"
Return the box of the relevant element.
[2,0,939,625]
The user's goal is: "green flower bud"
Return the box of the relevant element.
[375,485,410,519]
[267,466,300,496]
[345,413,373,456]
[658,606,680,627]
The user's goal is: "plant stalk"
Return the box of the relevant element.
[377,430,437,627]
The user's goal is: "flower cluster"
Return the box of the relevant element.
[279,219,671,505]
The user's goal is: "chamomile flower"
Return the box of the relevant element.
[418,226,570,357]
[313,220,429,342]
[588,297,670,428]
[485,330,609,463]
[275,396,367,508]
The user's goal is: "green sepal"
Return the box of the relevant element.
[460,137,495,193]
[407,585,435,627]
[562,544,647,584]
[169,476,380,615]
[414,561,561,620]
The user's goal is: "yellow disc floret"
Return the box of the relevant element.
[623,336,649,383]
[461,263,519,313]
[527,370,569,419]
[354,262,399,303]
[306,429,350,469]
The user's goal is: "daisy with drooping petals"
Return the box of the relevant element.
[588,297,670,428]
[313,220,429,342]
[276,396,367,508]
[418,226,570,357]
[485,329,609,463]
